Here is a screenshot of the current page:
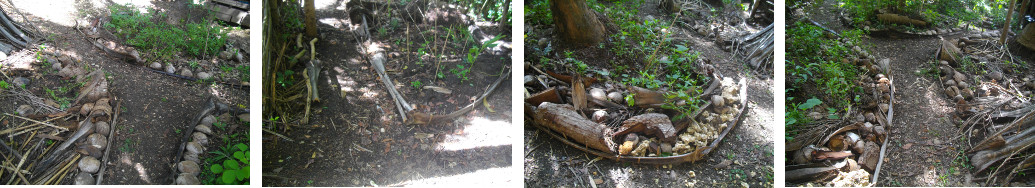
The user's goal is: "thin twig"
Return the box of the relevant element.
[263,128,295,142]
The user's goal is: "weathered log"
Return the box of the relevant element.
[572,75,587,113]
[787,164,839,183]
[876,13,928,27]
[628,86,666,107]
[534,102,616,153]
[971,124,1035,172]
[526,87,563,106]
[613,113,678,142]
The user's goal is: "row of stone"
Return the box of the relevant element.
[174,114,218,185]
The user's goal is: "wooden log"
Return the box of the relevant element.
[971,124,1035,172]
[526,87,562,106]
[613,113,678,142]
[876,13,928,27]
[534,102,615,153]
[628,86,666,107]
[572,75,587,113]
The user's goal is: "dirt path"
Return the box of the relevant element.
[261,1,514,186]
[0,0,249,184]
[864,36,969,186]
[800,0,971,185]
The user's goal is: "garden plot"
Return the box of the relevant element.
[0,0,250,185]
[524,0,774,187]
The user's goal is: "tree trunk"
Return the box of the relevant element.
[550,0,605,45]
[304,0,317,37]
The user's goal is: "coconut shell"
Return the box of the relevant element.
[185,142,204,155]
[195,124,213,135]
[78,156,101,173]
[86,133,107,150]
[200,115,217,126]
[177,161,201,175]
[80,103,94,116]
[94,121,110,135]
[174,173,201,185]
[74,172,95,185]
[191,132,208,145]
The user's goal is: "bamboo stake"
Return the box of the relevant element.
[3,113,67,132]
[44,153,78,185]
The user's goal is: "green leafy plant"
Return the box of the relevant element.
[209,143,250,184]
[410,80,422,88]
[106,4,228,61]
[276,70,295,87]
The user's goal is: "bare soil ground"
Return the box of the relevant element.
[261,0,514,186]
[797,0,1035,186]
[0,0,249,184]
[523,1,774,187]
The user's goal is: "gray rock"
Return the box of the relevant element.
[192,132,208,145]
[78,156,100,173]
[201,115,217,126]
[195,124,212,135]
[87,134,107,150]
[52,62,63,71]
[150,62,162,70]
[165,63,176,74]
[16,105,32,115]
[12,77,28,88]
[180,69,193,78]
[95,121,110,135]
[74,172,95,185]
[197,72,213,80]
[178,161,201,175]
[186,142,204,155]
[524,75,535,85]
[174,173,201,185]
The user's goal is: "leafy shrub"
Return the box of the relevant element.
[106,4,228,60]
[209,142,250,184]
